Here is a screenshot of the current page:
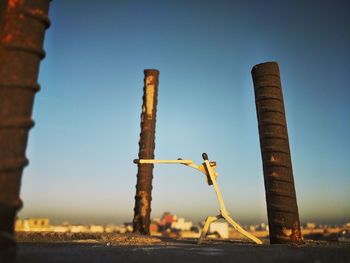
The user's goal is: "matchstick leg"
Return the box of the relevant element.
[198,215,222,244]
[222,213,263,244]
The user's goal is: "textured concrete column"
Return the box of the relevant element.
[133,69,159,234]
[251,62,302,244]
[0,0,51,260]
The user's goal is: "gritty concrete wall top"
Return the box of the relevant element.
[15,233,350,263]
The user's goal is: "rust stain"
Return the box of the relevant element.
[145,75,155,119]
[8,0,24,9]
[270,155,277,162]
[141,105,146,122]
[292,221,303,241]
[282,227,292,237]
[138,190,149,217]
[28,9,45,15]
[2,34,13,42]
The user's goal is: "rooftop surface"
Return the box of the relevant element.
[16,234,350,263]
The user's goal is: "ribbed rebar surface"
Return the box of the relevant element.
[251,62,302,244]
[133,69,159,234]
[0,0,51,210]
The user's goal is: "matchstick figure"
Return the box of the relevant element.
[134,153,263,244]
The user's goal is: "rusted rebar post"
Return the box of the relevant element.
[133,69,159,234]
[251,62,302,244]
[0,0,51,260]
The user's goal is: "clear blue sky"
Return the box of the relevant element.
[18,0,350,225]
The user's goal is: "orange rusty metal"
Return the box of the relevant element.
[251,62,303,244]
[0,0,51,260]
[133,69,159,234]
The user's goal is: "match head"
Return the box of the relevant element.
[202,153,208,160]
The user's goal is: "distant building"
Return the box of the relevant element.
[89,225,104,233]
[160,212,177,226]
[15,218,51,232]
[249,225,256,231]
[249,223,269,232]
[105,224,119,233]
[260,223,268,231]
[209,222,228,239]
[120,223,133,233]
[306,222,316,229]
[171,217,192,231]
[15,218,109,233]
[70,225,90,233]
[52,226,70,232]
[150,223,160,235]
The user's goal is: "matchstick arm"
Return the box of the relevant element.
[133,159,202,171]
[133,156,217,184]
[133,159,194,165]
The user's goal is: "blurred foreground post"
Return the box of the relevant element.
[251,62,302,244]
[133,69,159,234]
[0,0,51,260]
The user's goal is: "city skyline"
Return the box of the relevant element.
[18,0,350,225]
[17,212,350,243]
[16,212,350,229]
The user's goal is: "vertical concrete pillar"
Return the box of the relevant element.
[251,62,302,244]
[0,0,51,260]
[133,69,159,234]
